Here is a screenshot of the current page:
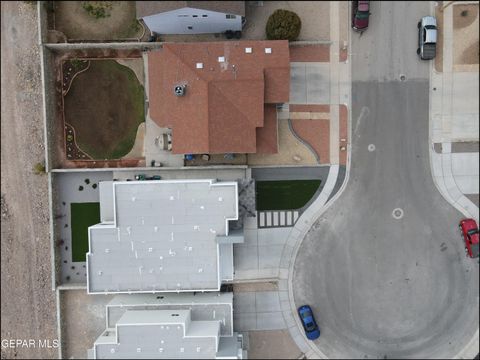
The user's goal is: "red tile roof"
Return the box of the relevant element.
[256,104,279,154]
[148,41,290,154]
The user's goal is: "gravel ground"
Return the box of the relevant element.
[1,2,58,359]
[60,290,113,359]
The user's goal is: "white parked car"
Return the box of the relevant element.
[417,16,437,60]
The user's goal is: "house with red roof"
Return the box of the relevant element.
[147,40,290,155]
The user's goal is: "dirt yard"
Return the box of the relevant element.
[453,3,479,67]
[60,290,113,359]
[63,59,145,160]
[247,119,318,166]
[53,1,143,41]
[243,1,330,41]
[248,330,303,359]
[1,2,57,359]
[435,2,445,72]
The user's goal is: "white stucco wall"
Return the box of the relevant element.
[143,7,242,35]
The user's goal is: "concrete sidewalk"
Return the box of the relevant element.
[429,2,479,223]
[429,3,479,358]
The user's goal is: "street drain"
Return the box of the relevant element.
[392,208,404,219]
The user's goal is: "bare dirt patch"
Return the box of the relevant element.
[453,4,479,66]
[60,290,113,359]
[435,3,444,72]
[1,2,57,358]
[247,330,303,359]
[460,41,479,65]
[53,1,143,41]
[453,4,478,29]
[243,1,330,41]
[247,119,317,166]
[63,59,145,160]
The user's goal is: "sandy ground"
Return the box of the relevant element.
[453,3,479,68]
[248,330,303,359]
[53,1,142,41]
[60,290,113,359]
[248,119,318,166]
[435,2,445,72]
[1,2,58,359]
[243,1,330,41]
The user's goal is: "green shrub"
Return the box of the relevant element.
[33,162,46,175]
[82,1,112,19]
[266,9,302,41]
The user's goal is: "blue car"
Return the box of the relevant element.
[297,305,320,340]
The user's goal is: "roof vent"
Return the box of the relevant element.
[174,84,186,96]
[218,56,225,63]
[196,62,203,69]
[265,47,272,54]
[245,47,252,53]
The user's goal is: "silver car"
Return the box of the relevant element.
[417,16,437,60]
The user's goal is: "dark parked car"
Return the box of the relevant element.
[459,218,479,258]
[297,305,320,340]
[417,16,437,60]
[352,0,370,32]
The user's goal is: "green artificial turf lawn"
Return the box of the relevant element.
[255,180,321,211]
[71,202,100,262]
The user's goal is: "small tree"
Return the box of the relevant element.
[33,162,46,175]
[266,9,302,41]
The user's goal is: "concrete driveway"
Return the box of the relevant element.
[290,63,330,104]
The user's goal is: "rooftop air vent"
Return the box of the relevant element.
[174,84,186,96]
[196,62,203,69]
[265,47,272,54]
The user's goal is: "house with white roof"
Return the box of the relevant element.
[136,1,245,35]
[87,179,244,294]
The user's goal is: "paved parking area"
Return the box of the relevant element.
[234,290,286,331]
[234,225,292,280]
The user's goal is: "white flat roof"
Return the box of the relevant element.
[87,179,238,294]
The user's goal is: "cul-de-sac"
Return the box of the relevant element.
[1,1,479,359]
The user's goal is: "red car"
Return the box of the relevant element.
[352,0,370,32]
[459,218,479,258]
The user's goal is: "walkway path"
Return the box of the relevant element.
[429,1,479,223]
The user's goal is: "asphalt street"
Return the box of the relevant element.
[293,1,479,358]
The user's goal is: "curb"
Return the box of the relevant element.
[428,3,479,358]
[279,1,354,355]
[427,8,479,224]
